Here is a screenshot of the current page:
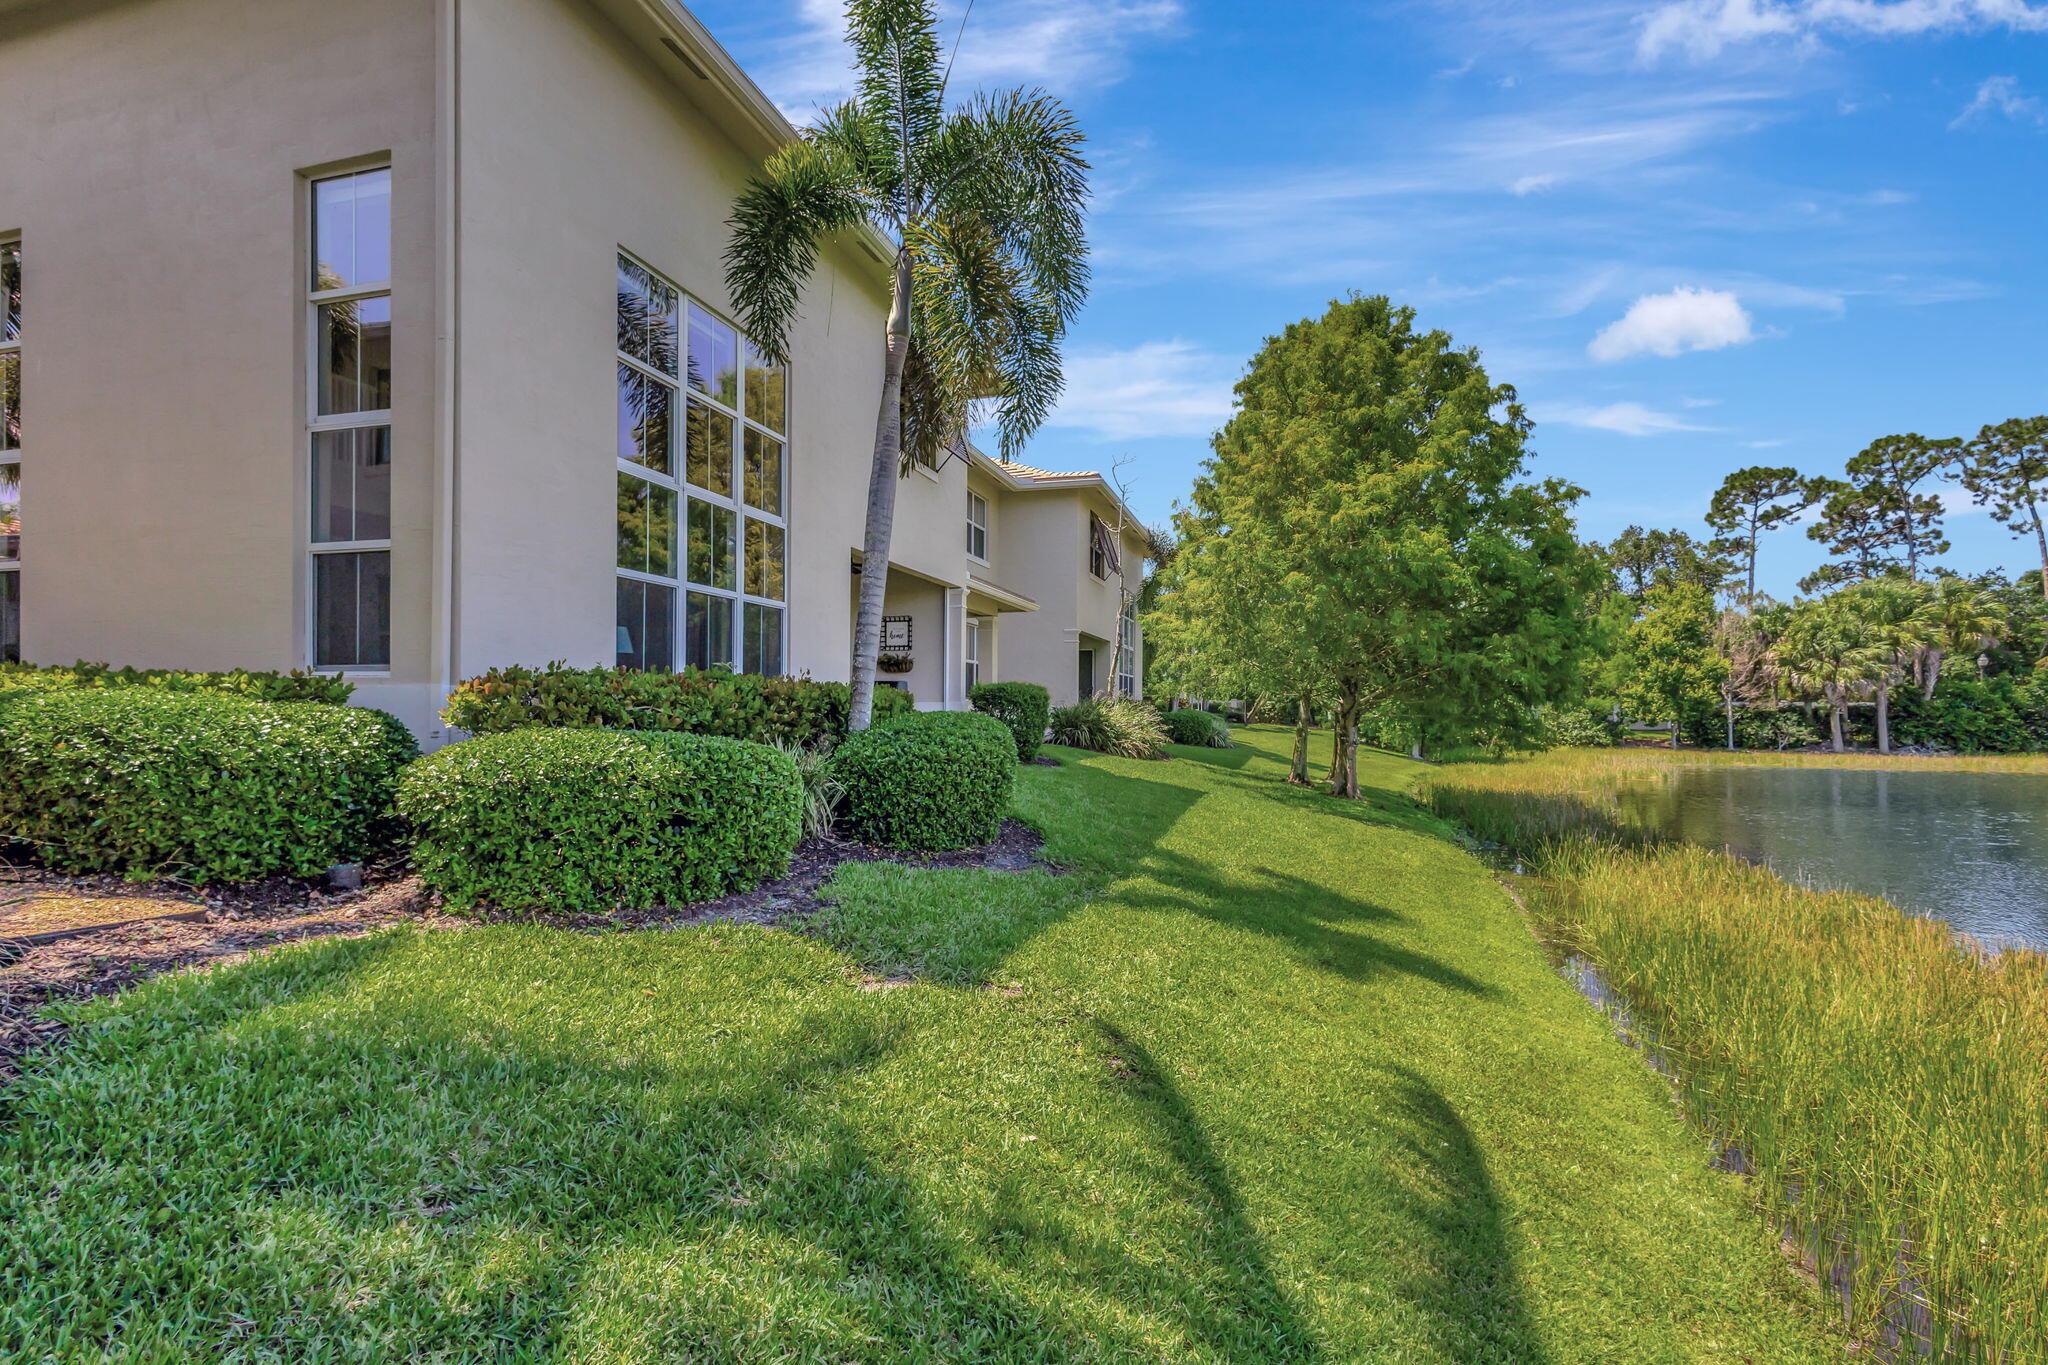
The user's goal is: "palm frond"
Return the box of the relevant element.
[844,0,946,213]
[723,135,869,365]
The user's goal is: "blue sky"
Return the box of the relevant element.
[690,0,2047,598]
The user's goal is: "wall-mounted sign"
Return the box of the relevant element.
[881,616,913,651]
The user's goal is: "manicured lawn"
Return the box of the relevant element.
[0,727,1840,1361]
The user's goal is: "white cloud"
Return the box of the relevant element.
[1950,75,2047,128]
[1047,340,1237,440]
[755,0,1182,116]
[1539,401,1715,435]
[1638,0,2048,63]
[1589,286,1756,360]
[1511,173,1562,195]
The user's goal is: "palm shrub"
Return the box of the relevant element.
[1160,706,1230,748]
[724,0,1089,732]
[969,681,1051,761]
[833,711,1015,850]
[0,690,415,884]
[399,730,801,913]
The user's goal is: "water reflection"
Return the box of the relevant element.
[1617,767,2048,953]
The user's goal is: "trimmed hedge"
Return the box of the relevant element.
[399,729,802,912]
[969,681,1051,761]
[1161,707,1231,749]
[833,711,1016,851]
[0,660,351,704]
[0,690,415,884]
[441,664,915,747]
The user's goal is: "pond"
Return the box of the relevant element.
[1616,766,2048,954]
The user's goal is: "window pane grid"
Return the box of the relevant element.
[308,171,392,671]
[619,253,787,677]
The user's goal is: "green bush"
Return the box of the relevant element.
[0,690,415,884]
[1732,705,1823,751]
[1160,707,1231,748]
[833,711,1016,851]
[0,660,351,704]
[969,681,1051,761]
[1892,675,2044,754]
[441,664,913,747]
[399,729,801,913]
[1533,704,1615,750]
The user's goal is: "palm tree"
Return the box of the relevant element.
[1772,599,1866,753]
[1917,577,2008,698]
[1838,578,1932,754]
[723,0,1089,729]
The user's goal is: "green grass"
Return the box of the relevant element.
[1421,749,2048,1361]
[0,727,1844,1361]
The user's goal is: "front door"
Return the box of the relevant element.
[1077,648,1095,699]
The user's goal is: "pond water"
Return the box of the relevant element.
[1616,766,2048,954]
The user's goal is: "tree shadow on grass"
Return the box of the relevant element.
[1365,1064,1553,1364]
[3,941,1135,1360]
[1095,1019,1324,1361]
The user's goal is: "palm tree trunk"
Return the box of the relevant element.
[1923,649,1943,701]
[1725,688,1736,750]
[848,252,913,732]
[1876,678,1891,755]
[1289,696,1310,785]
[1827,686,1845,753]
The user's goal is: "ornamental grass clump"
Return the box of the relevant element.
[0,689,415,884]
[832,711,1015,851]
[1421,750,2048,1361]
[1049,698,1167,759]
[399,729,801,914]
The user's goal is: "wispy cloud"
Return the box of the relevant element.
[1047,340,1237,441]
[1638,0,2048,65]
[1949,75,2047,128]
[1589,286,1756,360]
[1538,400,1717,434]
[750,0,1183,117]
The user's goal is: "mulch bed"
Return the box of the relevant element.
[0,821,1055,1082]
[1,861,439,1084]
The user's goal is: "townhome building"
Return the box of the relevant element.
[0,0,1138,742]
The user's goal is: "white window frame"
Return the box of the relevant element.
[618,250,789,676]
[964,616,982,692]
[966,489,989,564]
[305,167,393,675]
[1117,601,1138,698]
[1,235,21,663]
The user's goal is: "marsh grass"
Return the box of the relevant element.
[1421,750,2048,1361]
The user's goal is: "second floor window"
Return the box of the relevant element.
[967,490,988,561]
[617,253,788,676]
[1089,513,1120,581]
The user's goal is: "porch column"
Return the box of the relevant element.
[943,587,968,710]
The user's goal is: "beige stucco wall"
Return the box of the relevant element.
[0,0,443,730]
[974,481,1146,707]
[453,0,973,694]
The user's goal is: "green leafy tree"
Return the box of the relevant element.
[1713,607,1773,750]
[1620,583,1727,748]
[1706,465,1812,604]
[1167,295,1599,796]
[1599,525,1733,602]
[1803,434,1954,590]
[723,0,1089,729]
[1960,416,2048,601]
